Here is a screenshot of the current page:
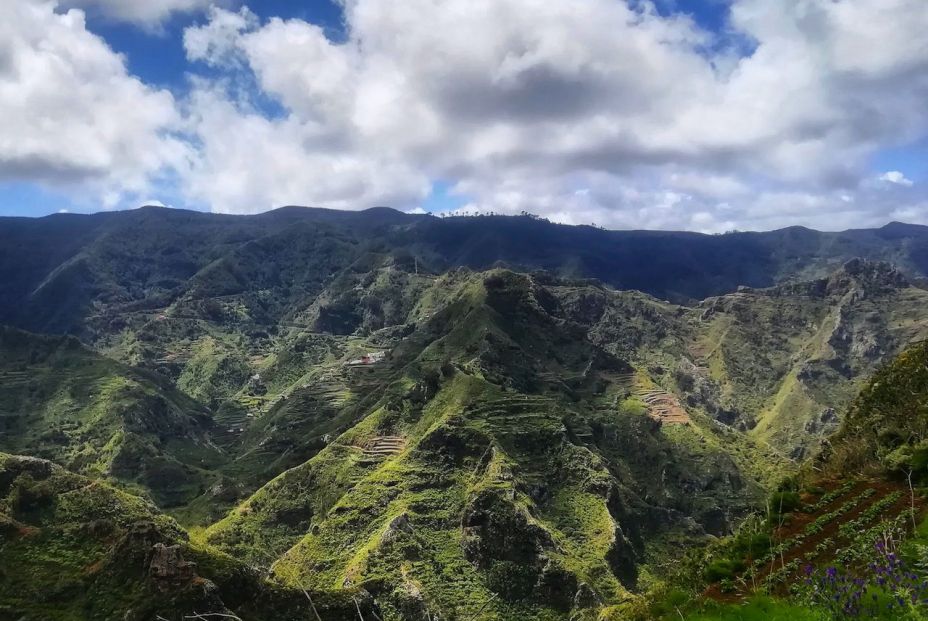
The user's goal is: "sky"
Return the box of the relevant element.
[1,0,927,232]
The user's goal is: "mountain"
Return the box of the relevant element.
[0,452,369,621]
[3,207,928,619]
[0,326,223,508]
[2,207,928,339]
[194,264,928,618]
[202,269,776,619]
[691,259,928,457]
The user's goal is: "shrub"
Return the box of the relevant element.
[9,474,55,520]
[485,560,539,600]
[768,491,802,518]
[705,558,744,582]
[733,532,773,559]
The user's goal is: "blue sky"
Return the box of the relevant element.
[1,0,926,231]
[0,0,348,217]
[96,1,347,90]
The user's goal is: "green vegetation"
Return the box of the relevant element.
[0,326,223,508]
[2,208,928,618]
[682,596,826,621]
[0,453,365,621]
[824,339,928,477]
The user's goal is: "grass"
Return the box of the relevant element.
[680,596,824,621]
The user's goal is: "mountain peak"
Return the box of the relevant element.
[828,258,908,292]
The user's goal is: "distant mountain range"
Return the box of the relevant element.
[3,207,928,337]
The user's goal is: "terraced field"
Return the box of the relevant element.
[464,394,561,437]
[212,403,252,444]
[710,478,925,598]
[343,360,394,393]
[636,387,691,425]
[358,435,407,464]
[0,370,30,386]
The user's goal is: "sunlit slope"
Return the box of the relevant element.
[203,271,776,619]
[0,326,224,507]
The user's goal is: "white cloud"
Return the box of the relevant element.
[184,6,257,66]
[405,206,428,215]
[1,0,926,228]
[0,0,188,207]
[59,0,220,26]
[172,0,928,229]
[879,170,915,187]
[182,84,430,213]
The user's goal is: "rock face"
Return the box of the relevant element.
[461,488,554,571]
[573,582,602,609]
[149,543,197,590]
[605,525,639,589]
[461,487,579,607]
[380,513,415,547]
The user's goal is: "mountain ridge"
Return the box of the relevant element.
[4,207,928,619]
[4,207,928,340]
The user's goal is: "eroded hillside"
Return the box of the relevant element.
[3,209,928,619]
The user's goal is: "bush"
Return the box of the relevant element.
[776,476,800,492]
[767,491,802,518]
[732,532,772,559]
[9,474,55,520]
[704,558,744,582]
[485,560,539,600]
[619,397,647,417]
[886,441,928,481]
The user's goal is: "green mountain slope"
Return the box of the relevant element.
[0,326,224,508]
[691,260,928,457]
[0,453,368,621]
[822,338,928,476]
[202,270,782,619]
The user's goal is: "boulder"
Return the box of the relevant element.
[149,543,196,590]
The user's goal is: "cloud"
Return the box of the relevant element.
[181,83,430,213]
[172,0,928,229]
[59,0,220,26]
[5,0,924,229]
[879,171,915,187]
[0,0,188,207]
[184,6,257,66]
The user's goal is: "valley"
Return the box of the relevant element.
[2,208,928,619]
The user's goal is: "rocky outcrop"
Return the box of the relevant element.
[380,513,415,547]
[461,487,583,607]
[149,543,197,590]
[826,258,908,296]
[535,559,579,611]
[605,525,639,589]
[804,407,838,435]
[573,582,602,609]
[461,488,554,570]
